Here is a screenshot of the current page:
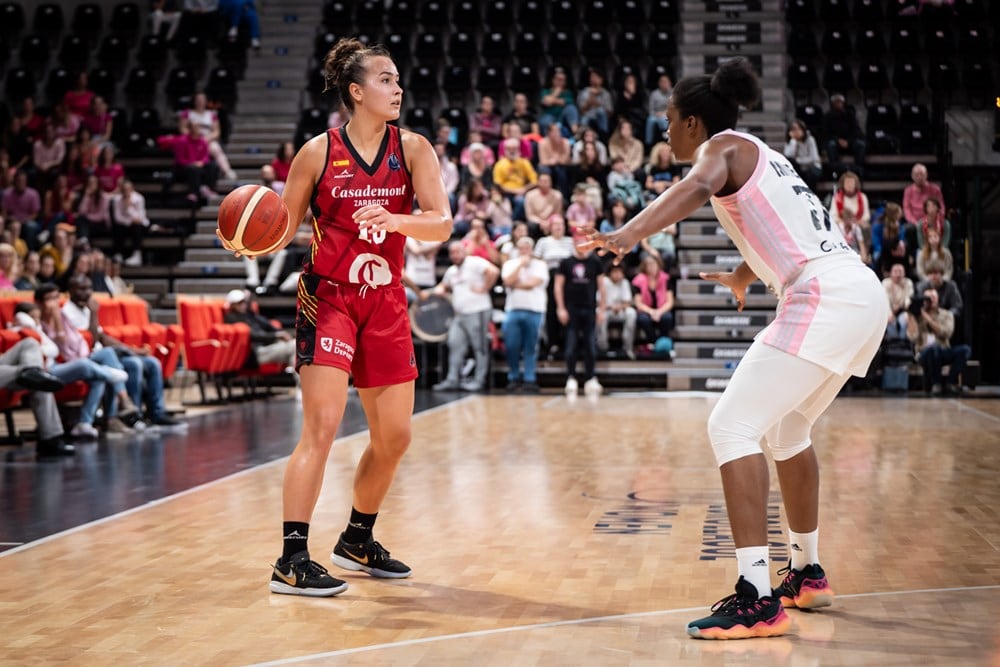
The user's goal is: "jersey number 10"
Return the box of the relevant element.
[359,226,387,244]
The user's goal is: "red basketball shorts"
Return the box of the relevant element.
[295,272,417,388]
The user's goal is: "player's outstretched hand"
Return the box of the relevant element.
[577,229,636,262]
[700,270,747,312]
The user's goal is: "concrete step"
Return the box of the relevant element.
[674,341,751,362]
[673,324,764,341]
[174,277,246,293]
[676,309,775,328]
[185,248,234,262]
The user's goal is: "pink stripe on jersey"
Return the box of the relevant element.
[731,189,807,285]
[763,277,821,356]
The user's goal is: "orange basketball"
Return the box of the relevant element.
[217,184,290,256]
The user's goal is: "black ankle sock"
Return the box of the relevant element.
[343,508,377,544]
[282,521,310,562]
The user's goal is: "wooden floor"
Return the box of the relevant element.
[1,391,999,665]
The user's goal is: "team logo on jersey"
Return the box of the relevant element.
[333,168,354,179]
[388,153,401,171]
[348,253,393,289]
[320,337,333,352]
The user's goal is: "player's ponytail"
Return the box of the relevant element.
[672,57,761,136]
[323,38,391,111]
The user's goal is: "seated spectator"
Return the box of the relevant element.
[577,68,613,137]
[523,171,564,237]
[74,126,99,172]
[454,179,493,237]
[259,164,284,195]
[497,122,533,163]
[470,95,504,152]
[17,97,46,141]
[435,141,460,213]
[607,158,645,213]
[327,100,348,129]
[536,123,573,199]
[632,255,674,349]
[502,93,541,143]
[497,220,530,264]
[640,224,677,275]
[538,67,579,137]
[0,335,71,458]
[500,235,549,393]
[883,263,914,340]
[565,183,598,238]
[822,93,866,177]
[33,124,66,190]
[829,170,871,264]
[271,141,294,183]
[179,93,237,180]
[39,223,76,275]
[2,170,43,247]
[571,127,609,164]
[914,260,963,321]
[463,218,501,265]
[75,174,111,241]
[916,197,951,249]
[907,287,971,395]
[902,162,945,227]
[102,254,131,296]
[0,242,16,289]
[784,119,822,190]
[63,72,96,119]
[245,218,310,296]
[151,0,182,41]
[615,73,646,141]
[94,145,126,193]
[646,73,673,147]
[573,140,609,191]
[916,227,954,282]
[597,264,637,359]
[63,274,183,427]
[49,103,81,145]
[42,175,76,237]
[872,202,911,278]
[82,96,114,148]
[171,123,219,204]
[224,289,295,369]
[599,199,640,269]
[435,119,460,158]
[220,0,261,48]
[1,216,28,259]
[608,118,645,178]
[459,142,494,190]
[111,180,149,266]
[0,148,15,190]
[4,121,32,186]
[62,143,88,193]
[14,250,41,290]
[404,237,442,302]
[493,138,537,221]
[644,142,682,200]
[37,253,57,284]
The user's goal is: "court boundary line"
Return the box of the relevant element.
[249,584,1000,665]
[0,398,471,559]
[950,400,1000,424]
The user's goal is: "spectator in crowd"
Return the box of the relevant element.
[220,0,261,49]
[600,199,641,270]
[14,250,41,290]
[430,241,499,392]
[151,0,182,41]
[0,335,71,458]
[63,274,182,427]
[915,197,951,249]
[3,121,32,188]
[883,262,914,341]
[37,253,57,284]
[872,202,911,278]
[916,227,954,282]
[82,96,114,148]
[0,149,15,190]
[102,254,130,296]
[565,182,598,238]
[914,260,963,321]
[454,179,500,238]
[17,97,46,141]
[644,142,681,201]
[902,162,945,226]
[501,235,549,393]
[608,118,645,177]
[458,142,494,190]
[607,158,645,213]
[32,124,66,190]
[640,225,677,275]
[39,223,75,276]
[94,145,125,193]
[33,285,139,438]
[523,170,564,237]
[493,138,537,222]
[463,217,502,265]
[497,122,533,163]
[597,263,637,359]
[573,140,609,189]
[224,288,295,369]
[783,119,822,191]
[111,180,149,267]
[259,164,284,195]
[74,126,99,172]
[42,175,75,236]
[571,127,610,164]
[403,237,442,303]
[646,73,673,147]
[245,218,311,296]
[62,143,88,193]
[271,142,294,184]
[829,171,870,256]
[822,93,866,177]
[2,170,42,246]
[615,72,646,139]
[0,243,17,289]
[632,255,675,350]
[537,122,573,199]
[555,244,605,397]
[535,214,575,358]
[469,95,504,152]
[63,72,95,119]
[179,93,237,180]
[497,220,530,264]
[907,286,971,396]
[538,67,579,137]
[577,68,614,137]
[75,174,111,241]
[171,122,219,204]
[1,216,28,259]
[50,103,81,144]
[502,93,541,143]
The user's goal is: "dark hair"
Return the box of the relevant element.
[671,57,761,136]
[34,282,59,303]
[322,38,392,112]
[15,301,36,315]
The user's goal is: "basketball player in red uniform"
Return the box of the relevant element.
[219,38,451,596]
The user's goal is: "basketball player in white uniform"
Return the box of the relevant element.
[582,58,888,639]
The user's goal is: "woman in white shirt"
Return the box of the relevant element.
[111,180,148,266]
[501,236,549,392]
[782,119,821,190]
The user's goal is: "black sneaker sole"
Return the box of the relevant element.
[269,580,348,597]
[331,552,411,579]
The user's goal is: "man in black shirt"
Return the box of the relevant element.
[821,94,866,178]
[554,245,606,397]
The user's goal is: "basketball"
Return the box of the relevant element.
[217,184,290,256]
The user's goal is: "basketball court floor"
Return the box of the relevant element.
[1,388,999,665]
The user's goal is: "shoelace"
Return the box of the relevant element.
[299,558,332,579]
[368,540,392,562]
[711,592,769,616]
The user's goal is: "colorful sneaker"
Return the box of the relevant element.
[687,577,791,640]
[269,550,348,597]
[331,534,412,578]
[773,562,834,609]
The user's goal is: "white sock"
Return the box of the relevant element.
[735,546,771,599]
[789,528,819,570]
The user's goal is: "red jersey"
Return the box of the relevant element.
[306,125,414,288]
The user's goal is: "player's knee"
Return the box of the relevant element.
[301,410,342,451]
[374,424,411,461]
[767,438,812,462]
[706,408,763,467]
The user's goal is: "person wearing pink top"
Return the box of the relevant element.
[902,162,945,226]
[94,145,125,193]
[171,123,219,203]
[584,58,887,640]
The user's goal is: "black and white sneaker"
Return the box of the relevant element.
[331,534,412,578]
[269,550,348,597]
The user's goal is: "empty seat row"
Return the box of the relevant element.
[787,59,994,102]
[786,0,992,24]
[788,23,994,59]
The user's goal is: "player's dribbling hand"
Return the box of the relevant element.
[700,270,747,312]
[354,204,400,236]
[215,229,248,259]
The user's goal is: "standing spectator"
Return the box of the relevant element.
[492,138,537,221]
[915,198,951,249]
[577,68,614,137]
[535,215,575,358]
[554,244,606,397]
[111,180,149,266]
[220,0,261,49]
[615,72,646,138]
[500,236,549,392]
[907,287,971,395]
[523,170,564,236]
[271,141,294,183]
[75,174,112,241]
[179,93,237,180]
[822,94,866,177]
[645,74,673,147]
[502,93,541,142]
[883,262,914,340]
[224,289,295,368]
[537,122,573,199]
[430,242,499,392]
[469,95,504,152]
[597,263,637,359]
[2,170,42,246]
[632,255,675,349]
[63,72,95,119]
[608,118,645,177]
[171,123,219,204]
[916,227,954,282]
[94,145,125,193]
[32,124,66,190]
[902,163,945,227]
[783,119,822,191]
[538,68,579,137]
[644,142,682,200]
